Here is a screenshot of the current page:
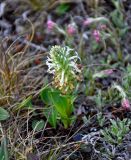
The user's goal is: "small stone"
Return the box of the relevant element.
[73,134,83,141]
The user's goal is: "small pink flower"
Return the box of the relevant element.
[100,24,107,30]
[121,98,130,110]
[93,30,101,42]
[47,20,56,31]
[67,24,76,36]
[83,19,91,26]
[102,69,114,75]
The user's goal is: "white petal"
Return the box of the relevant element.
[60,70,65,86]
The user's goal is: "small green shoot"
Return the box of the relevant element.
[0,108,10,121]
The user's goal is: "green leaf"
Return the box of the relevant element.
[56,3,70,15]
[0,146,4,160]
[61,115,76,128]
[0,137,9,160]
[49,92,75,128]
[40,87,52,105]
[44,107,58,128]
[110,119,117,128]
[65,95,75,116]
[0,108,10,121]
[17,96,32,110]
[50,91,69,118]
[111,0,120,10]
[40,87,75,128]
[111,126,118,135]
[110,10,124,28]
[32,120,45,131]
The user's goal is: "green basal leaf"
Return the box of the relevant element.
[44,107,58,128]
[49,91,69,118]
[50,91,75,117]
[40,87,52,105]
[0,108,10,121]
[61,115,76,129]
[40,86,75,128]
[64,95,76,116]
[32,120,45,131]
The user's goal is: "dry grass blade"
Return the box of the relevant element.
[0,18,47,106]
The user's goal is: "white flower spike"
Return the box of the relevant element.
[46,45,81,94]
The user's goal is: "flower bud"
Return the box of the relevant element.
[67,24,77,36]
[121,98,130,110]
[102,69,114,75]
[47,20,56,31]
[83,18,92,26]
[93,29,101,42]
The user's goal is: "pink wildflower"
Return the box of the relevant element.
[47,20,56,31]
[83,19,92,26]
[121,98,130,110]
[67,24,76,36]
[93,30,101,42]
[102,69,114,75]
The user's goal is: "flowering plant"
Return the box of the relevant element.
[41,46,81,128]
[112,83,130,110]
